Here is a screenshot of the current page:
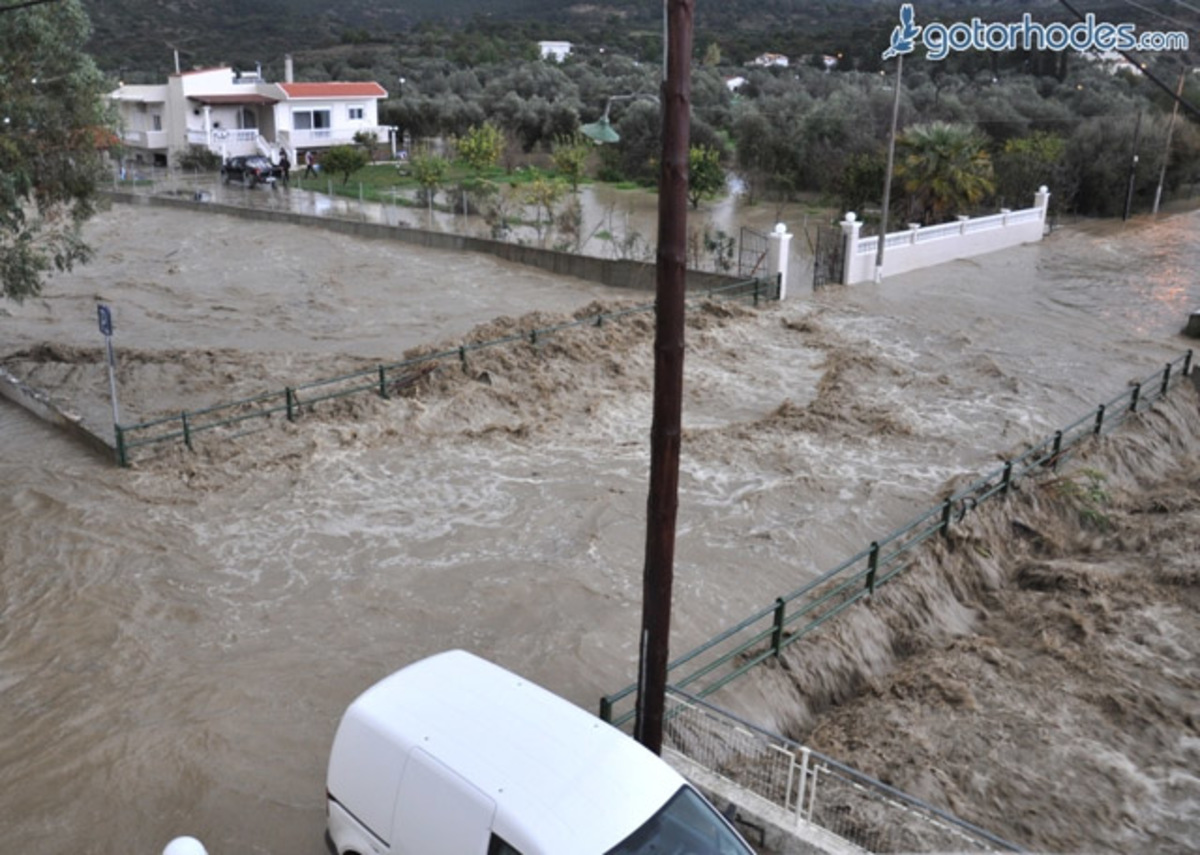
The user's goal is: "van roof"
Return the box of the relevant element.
[331,650,684,854]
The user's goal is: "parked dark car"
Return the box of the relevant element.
[221,155,280,188]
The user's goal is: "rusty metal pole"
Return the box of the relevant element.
[634,0,694,756]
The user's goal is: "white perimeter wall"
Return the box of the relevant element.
[841,187,1051,285]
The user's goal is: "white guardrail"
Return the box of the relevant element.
[662,688,1025,854]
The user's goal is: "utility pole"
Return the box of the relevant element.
[1123,110,1143,222]
[1153,70,1187,216]
[875,53,903,284]
[635,0,693,757]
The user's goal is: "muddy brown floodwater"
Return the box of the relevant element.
[1,200,1198,854]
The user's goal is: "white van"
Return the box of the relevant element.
[325,650,755,855]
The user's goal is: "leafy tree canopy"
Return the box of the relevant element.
[322,144,371,184]
[897,121,995,223]
[1,0,114,302]
[551,132,591,192]
[456,122,504,175]
[687,145,725,209]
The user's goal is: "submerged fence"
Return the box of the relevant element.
[114,276,778,465]
[665,688,1024,853]
[599,349,1195,728]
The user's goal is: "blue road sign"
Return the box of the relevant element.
[97,304,113,337]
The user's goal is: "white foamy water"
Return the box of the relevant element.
[1,204,1197,853]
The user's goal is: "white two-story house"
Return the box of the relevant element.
[110,56,391,167]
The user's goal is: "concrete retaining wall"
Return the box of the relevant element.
[0,367,115,461]
[107,192,743,293]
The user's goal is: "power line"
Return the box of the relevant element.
[1120,0,1195,30]
[1059,0,1200,122]
[0,0,64,12]
[1168,0,1200,16]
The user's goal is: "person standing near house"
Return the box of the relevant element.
[303,150,316,179]
[278,150,291,186]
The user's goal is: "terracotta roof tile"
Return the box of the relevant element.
[279,82,387,99]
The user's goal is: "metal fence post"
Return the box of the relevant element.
[1093,403,1106,436]
[378,366,389,399]
[1051,430,1063,469]
[865,541,880,594]
[1001,460,1014,494]
[115,424,128,467]
[940,498,953,537]
[1185,349,1193,376]
[459,346,468,372]
[181,411,193,451]
[1160,362,1172,397]
[771,597,787,655]
[784,748,798,814]
[599,696,613,723]
[286,387,296,422]
[795,747,811,826]
[1129,382,1141,413]
[806,762,820,821]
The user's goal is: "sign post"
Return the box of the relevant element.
[97,303,121,437]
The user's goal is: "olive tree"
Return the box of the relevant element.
[1,0,115,302]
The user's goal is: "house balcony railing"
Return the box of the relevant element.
[122,129,169,150]
[186,128,263,159]
[187,128,259,146]
[280,126,391,151]
[179,124,395,161]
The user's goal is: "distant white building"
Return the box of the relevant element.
[109,55,392,166]
[538,41,573,62]
[1079,49,1143,75]
[724,75,748,92]
[748,52,789,68]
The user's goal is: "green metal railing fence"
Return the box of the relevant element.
[599,350,1195,727]
[114,275,778,466]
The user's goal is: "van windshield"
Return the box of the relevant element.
[604,785,755,855]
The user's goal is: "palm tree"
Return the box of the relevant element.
[895,122,995,224]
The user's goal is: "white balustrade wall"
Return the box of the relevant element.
[839,187,1051,285]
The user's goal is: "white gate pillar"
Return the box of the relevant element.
[840,213,862,286]
[768,223,793,300]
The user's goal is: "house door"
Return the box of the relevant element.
[239,108,258,130]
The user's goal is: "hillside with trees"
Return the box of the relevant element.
[79,0,1200,221]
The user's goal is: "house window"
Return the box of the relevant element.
[151,114,162,131]
[293,109,331,130]
[348,105,364,121]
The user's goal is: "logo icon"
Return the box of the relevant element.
[883,3,921,60]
